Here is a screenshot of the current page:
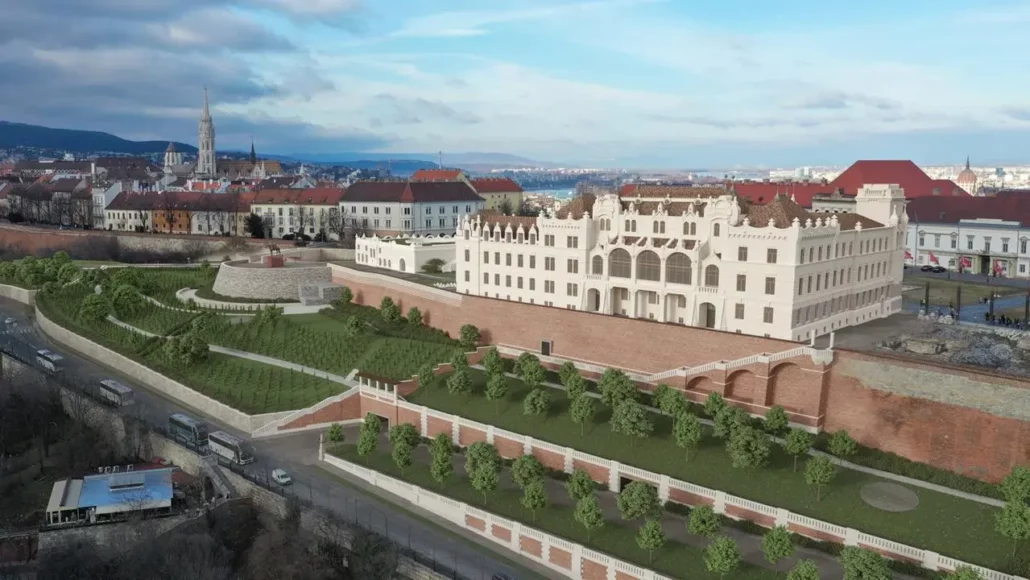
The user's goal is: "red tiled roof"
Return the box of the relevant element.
[406,181,482,202]
[412,169,464,181]
[830,160,966,199]
[729,182,833,207]
[342,181,410,203]
[619,184,726,198]
[470,177,523,193]
[252,187,344,205]
[745,195,882,230]
[907,196,1030,227]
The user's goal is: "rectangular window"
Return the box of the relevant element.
[483,273,489,284]
[483,251,489,264]
[505,275,511,288]
[452,206,458,213]
[425,219,431,228]
[767,249,777,264]
[530,255,536,269]
[764,307,774,323]
[566,283,578,296]
[386,208,391,215]
[735,304,744,319]
[567,259,578,273]
[529,278,536,291]
[403,207,411,215]
[738,247,748,261]
[736,274,746,292]
[465,271,470,282]
[517,277,523,289]
[1004,241,1010,253]
[506,253,512,266]
[495,252,500,264]
[798,279,804,296]
[544,280,555,293]
[385,220,392,228]
[567,236,579,248]
[544,235,554,247]
[403,219,411,229]
[518,254,524,267]
[494,274,500,285]
[373,207,380,214]
[544,257,555,271]
[464,249,470,262]
[765,277,776,295]
[362,206,368,214]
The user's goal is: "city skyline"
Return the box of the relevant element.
[2,0,1030,167]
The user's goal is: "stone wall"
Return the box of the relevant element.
[0,284,36,305]
[213,260,332,300]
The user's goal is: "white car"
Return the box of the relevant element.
[271,468,292,485]
[3,318,14,324]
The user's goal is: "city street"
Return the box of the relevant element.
[0,297,550,580]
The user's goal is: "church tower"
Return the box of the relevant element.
[196,88,216,177]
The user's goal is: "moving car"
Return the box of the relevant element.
[272,468,292,485]
[4,317,14,324]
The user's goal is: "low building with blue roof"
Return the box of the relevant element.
[45,467,175,527]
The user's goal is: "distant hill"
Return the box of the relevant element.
[0,121,197,154]
[285,151,540,166]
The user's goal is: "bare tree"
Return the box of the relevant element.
[161,192,179,234]
[293,205,310,240]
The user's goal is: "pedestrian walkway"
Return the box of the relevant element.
[470,364,1004,508]
[176,288,326,315]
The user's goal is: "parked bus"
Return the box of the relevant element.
[36,349,64,373]
[98,379,135,407]
[208,430,255,465]
[168,413,209,450]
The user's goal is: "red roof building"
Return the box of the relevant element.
[412,168,466,181]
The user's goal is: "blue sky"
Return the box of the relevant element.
[4,0,1030,167]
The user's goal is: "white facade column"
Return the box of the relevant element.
[451,419,460,445]
[419,407,428,437]
[563,448,574,474]
[523,435,533,455]
[571,545,583,578]
[486,425,495,445]
[774,508,789,527]
[844,528,860,547]
[658,475,670,502]
[922,551,940,571]
[713,491,727,515]
[510,521,521,551]
[608,461,621,493]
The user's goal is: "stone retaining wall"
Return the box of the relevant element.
[0,284,36,305]
[213,260,332,300]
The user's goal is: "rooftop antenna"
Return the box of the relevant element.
[438,150,443,169]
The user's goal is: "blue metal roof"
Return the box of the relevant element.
[76,468,174,509]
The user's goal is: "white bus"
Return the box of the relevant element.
[36,349,64,373]
[208,430,255,465]
[168,413,209,450]
[98,379,135,407]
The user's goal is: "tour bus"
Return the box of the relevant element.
[168,413,209,451]
[208,430,255,465]
[35,349,64,373]
[98,379,135,407]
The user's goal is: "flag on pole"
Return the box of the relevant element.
[904,250,913,260]
[929,252,940,265]
[994,260,1004,275]
[960,256,972,269]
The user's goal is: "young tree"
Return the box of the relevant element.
[610,401,654,447]
[1000,465,1030,504]
[727,426,772,470]
[636,519,666,563]
[406,307,422,326]
[652,383,672,411]
[704,536,741,580]
[566,469,595,501]
[674,412,703,462]
[464,441,500,477]
[949,566,984,580]
[565,373,588,401]
[482,347,505,377]
[996,500,1030,557]
[429,434,454,487]
[450,351,469,370]
[570,394,597,436]
[515,352,539,377]
[805,456,837,501]
[703,392,727,418]
[379,297,401,322]
[838,546,891,580]
[357,414,381,462]
[659,389,688,418]
[558,361,578,386]
[574,494,605,540]
[520,479,548,521]
[388,423,420,449]
[687,505,721,538]
[511,455,545,489]
[828,430,858,464]
[325,423,345,443]
[713,405,748,439]
[485,373,509,414]
[391,441,413,475]
[471,464,500,505]
[459,324,480,349]
[783,428,815,473]
[338,286,353,304]
[520,358,546,390]
[417,364,436,388]
[617,481,661,521]
[598,369,637,408]
[786,559,821,580]
[446,369,472,395]
[344,315,363,337]
[764,406,790,435]
[111,284,147,317]
[80,293,111,323]
[523,388,551,417]
[761,525,795,566]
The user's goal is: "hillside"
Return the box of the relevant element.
[0,121,196,154]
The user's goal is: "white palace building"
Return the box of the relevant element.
[454,184,908,341]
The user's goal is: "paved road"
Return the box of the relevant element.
[0,297,548,580]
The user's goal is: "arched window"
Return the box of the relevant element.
[713,223,720,237]
[690,223,697,235]
[605,218,611,230]
[683,222,690,235]
[636,250,661,281]
[666,253,692,285]
[609,249,631,278]
[704,265,720,287]
[591,255,603,275]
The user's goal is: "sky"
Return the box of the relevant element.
[2,0,1030,168]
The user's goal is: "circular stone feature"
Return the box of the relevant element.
[860,482,920,512]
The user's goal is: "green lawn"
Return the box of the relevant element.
[408,370,1020,574]
[328,444,783,580]
[119,306,200,336]
[138,267,214,306]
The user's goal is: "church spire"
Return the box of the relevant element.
[250,138,257,165]
[965,155,970,170]
[196,87,216,177]
[202,87,211,120]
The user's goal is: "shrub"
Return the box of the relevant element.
[422,258,445,274]
[459,324,480,349]
[80,293,111,323]
[407,307,423,326]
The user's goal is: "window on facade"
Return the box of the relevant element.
[636,251,660,281]
[704,265,720,287]
[567,259,579,274]
[767,249,777,264]
[517,277,523,289]
[1023,240,1028,254]
[530,233,537,244]
[529,278,536,291]
[765,277,776,295]
[465,271,470,282]
[1003,240,1010,253]
[665,253,691,285]
[483,251,489,264]
[967,237,974,250]
[530,255,536,268]
[609,249,631,278]
[735,274,747,292]
[505,253,512,266]
[763,307,774,324]
[403,219,411,229]
[567,283,579,297]
[518,254,524,267]
[424,219,431,228]
[544,235,555,247]
[544,280,555,294]
[505,275,511,288]
[798,279,804,296]
[567,236,579,248]
[494,274,500,285]
[713,223,720,237]
[545,257,555,271]
[985,240,992,252]
[738,247,748,262]
[591,255,603,275]
[951,237,957,249]
[934,235,940,248]
[735,304,745,320]
[483,273,489,284]
[494,252,500,264]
